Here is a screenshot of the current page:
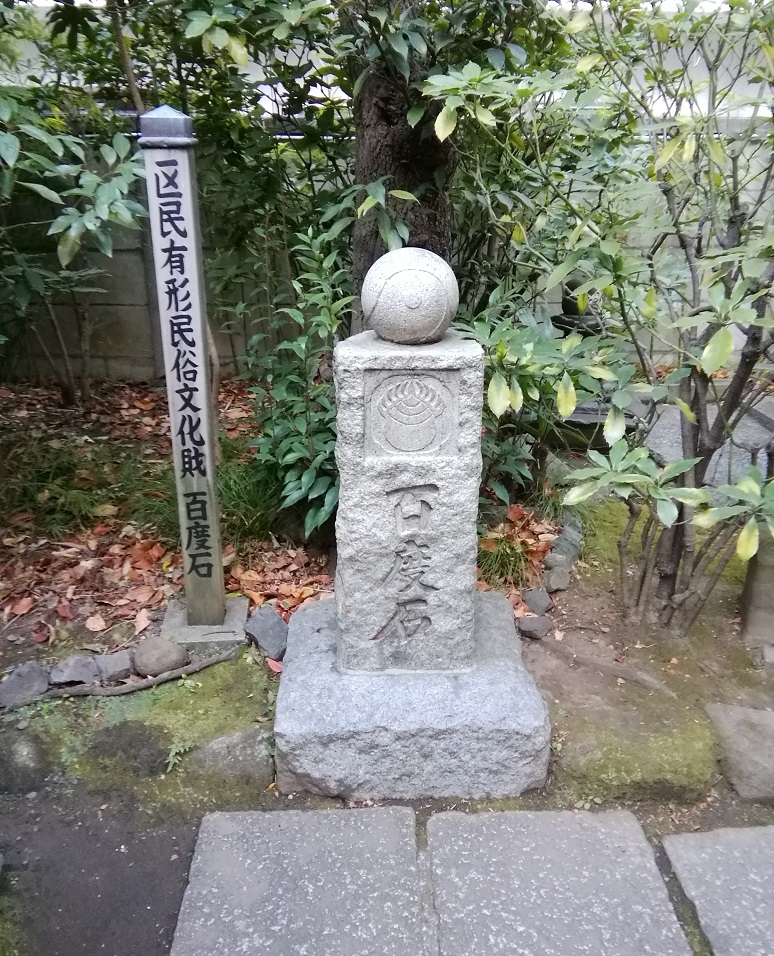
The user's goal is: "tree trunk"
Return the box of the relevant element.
[351,70,454,331]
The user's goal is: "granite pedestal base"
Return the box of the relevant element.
[274,592,550,799]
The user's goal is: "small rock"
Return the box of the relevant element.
[706,703,774,801]
[551,536,580,561]
[545,566,571,593]
[192,726,275,787]
[562,513,583,536]
[26,791,37,801]
[0,732,51,793]
[16,719,29,731]
[0,661,50,709]
[244,606,288,661]
[522,587,552,616]
[543,551,571,571]
[558,526,583,549]
[96,650,133,683]
[133,636,188,677]
[517,616,553,640]
[49,655,101,686]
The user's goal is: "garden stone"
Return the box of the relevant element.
[244,605,288,660]
[558,525,583,548]
[133,635,189,677]
[665,825,774,956]
[550,536,580,561]
[333,330,483,672]
[741,533,774,649]
[49,655,101,686]
[0,731,51,793]
[545,566,571,592]
[0,661,50,709]
[543,551,571,571]
[362,247,458,345]
[192,726,274,787]
[763,645,774,670]
[95,650,133,682]
[522,587,552,615]
[517,616,553,640]
[705,703,774,801]
[562,512,583,535]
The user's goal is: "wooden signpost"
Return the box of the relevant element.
[139,106,225,627]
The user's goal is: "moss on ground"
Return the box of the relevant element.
[13,656,277,815]
[552,712,716,803]
[0,895,25,956]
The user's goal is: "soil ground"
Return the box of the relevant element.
[2,382,774,956]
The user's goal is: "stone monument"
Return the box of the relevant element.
[274,248,550,799]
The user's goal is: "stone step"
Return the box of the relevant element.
[664,825,774,956]
[428,810,693,956]
[169,808,425,956]
[170,808,718,956]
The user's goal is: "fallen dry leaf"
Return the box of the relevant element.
[266,658,283,675]
[10,596,34,617]
[134,607,152,636]
[85,614,107,632]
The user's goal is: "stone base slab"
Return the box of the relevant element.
[161,596,248,655]
[169,809,424,956]
[274,592,550,799]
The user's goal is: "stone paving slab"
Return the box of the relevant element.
[706,703,774,801]
[169,808,426,956]
[427,810,693,956]
[664,826,774,956]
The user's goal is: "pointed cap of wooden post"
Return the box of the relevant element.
[138,106,195,148]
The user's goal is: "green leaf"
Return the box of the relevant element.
[388,189,418,202]
[0,132,20,168]
[700,327,734,376]
[57,227,81,267]
[100,144,117,167]
[652,22,670,42]
[21,182,64,204]
[603,406,625,445]
[556,372,577,419]
[487,372,510,418]
[673,397,696,424]
[671,488,710,506]
[227,36,249,65]
[474,104,496,127]
[655,136,680,171]
[564,481,599,506]
[660,458,700,482]
[576,53,602,74]
[487,48,505,71]
[736,517,760,561]
[489,480,510,504]
[509,378,523,414]
[406,105,425,128]
[434,106,457,142]
[357,195,378,217]
[185,14,214,37]
[656,497,679,527]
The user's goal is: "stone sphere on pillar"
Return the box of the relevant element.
[361,247,459,345]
